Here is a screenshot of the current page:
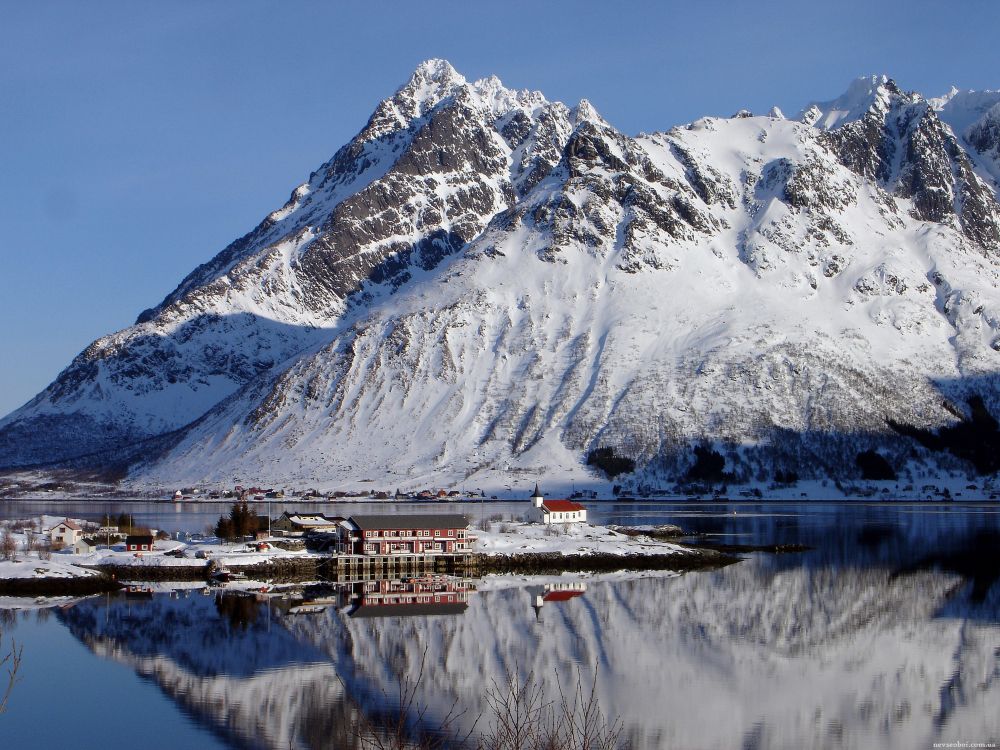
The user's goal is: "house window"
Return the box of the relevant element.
[434,530,441,537]
[447,530,454,537]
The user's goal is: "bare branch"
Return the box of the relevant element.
[0,637,23,714]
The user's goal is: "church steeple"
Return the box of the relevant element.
[530,483,544,508]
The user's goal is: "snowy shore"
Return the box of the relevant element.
[0,516,730,592]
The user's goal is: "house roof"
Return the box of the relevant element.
[349,602,468,618]
[542,590,585,602]
[289,516,341,527]
[125,535,154,543]
[52,518,82,531]
[541,499,586,513]
[348,514,469,531]
[279,511,341,526]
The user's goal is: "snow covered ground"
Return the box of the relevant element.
[0,514,701,583]
[0,557,102,580]
[472,520,689,556]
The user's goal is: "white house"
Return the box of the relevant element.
[49,519,83,547]
[74,538,100,554]
[525,485,588,524]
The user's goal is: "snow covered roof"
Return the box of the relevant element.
[51,518,82,531]
[349,514,469,531]
[540,500,586,513]
[286,514,341,527]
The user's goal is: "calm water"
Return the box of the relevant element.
[1,502,998,749]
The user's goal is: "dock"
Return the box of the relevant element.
[328,552,477,581]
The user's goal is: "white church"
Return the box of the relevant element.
[525,484,588,524]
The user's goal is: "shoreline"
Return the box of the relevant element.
[3,495,998,505]
[1,543,739,595]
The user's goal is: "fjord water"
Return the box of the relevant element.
[1,502,998,749]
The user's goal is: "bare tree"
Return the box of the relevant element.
[342,658,628,750]
[0,625,22,714]
[550,670,625,750]
[481,671,549,750]
[344,647,475,750]
[0,530,16,562]
[481,668,627,750]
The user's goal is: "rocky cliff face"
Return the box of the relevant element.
[2,65,1000,488]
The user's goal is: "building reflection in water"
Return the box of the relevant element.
[288,576,476,619]
[526,581,587,619]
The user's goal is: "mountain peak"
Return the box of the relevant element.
[5,66,1000,490]
[931,85,1000,140]
[571,98,607,127]
[398,58,468,110]
[799,74,901,130]
[359,59,469,140]
[410,58,464,86]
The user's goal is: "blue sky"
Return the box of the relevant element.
[1,0,998,417]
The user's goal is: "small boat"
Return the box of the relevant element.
[210,567,247,584]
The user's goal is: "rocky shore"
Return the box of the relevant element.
[476,547,739,575]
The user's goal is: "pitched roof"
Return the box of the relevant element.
[125,535,154,543]
[542,590,585,602]
[541,499,586,513]
[287,515,341,527]
[348,514,469,531]
[52,518,82,531]
[349,602,468,618]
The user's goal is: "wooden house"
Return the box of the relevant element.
[48,519,83,547]
[338,514,470,555]
[125,535,155,552]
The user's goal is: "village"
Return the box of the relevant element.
[0,485,722,592]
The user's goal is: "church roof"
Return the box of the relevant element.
[541,499,587,513]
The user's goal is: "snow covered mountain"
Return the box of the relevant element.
[2,64,1000,490]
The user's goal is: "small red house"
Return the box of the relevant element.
[125,535,155,552]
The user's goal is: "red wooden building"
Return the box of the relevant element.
[125,535,155,552]
[338,514,470,556]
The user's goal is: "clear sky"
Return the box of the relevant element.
[1,0,998,417]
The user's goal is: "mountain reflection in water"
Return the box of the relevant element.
[25,504,1000,749]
